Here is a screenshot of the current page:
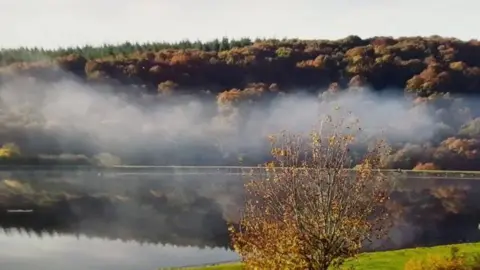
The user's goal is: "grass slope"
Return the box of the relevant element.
[180,242,480,270]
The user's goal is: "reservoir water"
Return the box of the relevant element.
[0,168,243,270]
[1,167,480,270]
[0,230,238,270]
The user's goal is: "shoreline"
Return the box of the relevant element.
[170,260,241,270]
[2,164,480,173]
[0,165,479,179]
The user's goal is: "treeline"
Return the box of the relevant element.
[2,36,480,169]
[3,35,480,96]
[0,37,255,64]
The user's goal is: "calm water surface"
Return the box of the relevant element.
[0,230,239,270]
[0,169,242,270]
[2,168,480,269]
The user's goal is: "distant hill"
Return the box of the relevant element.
[1,35,479,95]
[0,36,479,170]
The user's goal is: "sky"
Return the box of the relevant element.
[0,0,477,49]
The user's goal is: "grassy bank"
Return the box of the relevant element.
[180,242,480,270]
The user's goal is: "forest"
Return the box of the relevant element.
[1,35,480,170]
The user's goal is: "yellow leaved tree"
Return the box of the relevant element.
[0,143,21,158]
[229,112,394,270]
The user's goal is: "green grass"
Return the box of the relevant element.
[342,242,480,270]
[180,263,242,270]
[179,242,480,270]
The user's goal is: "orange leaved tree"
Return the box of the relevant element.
[229,113,394,269]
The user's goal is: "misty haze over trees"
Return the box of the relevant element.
[1,35,480,169]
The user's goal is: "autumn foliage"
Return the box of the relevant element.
[3,36,480,96]
[4,36,480,168]
[413,162,440,171]
[230,114,394,269]
[0,143,21,158]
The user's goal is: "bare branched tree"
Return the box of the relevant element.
[229,113,394,270]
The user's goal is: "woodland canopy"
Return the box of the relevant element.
[1,35,480,170]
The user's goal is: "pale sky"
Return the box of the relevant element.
[0,0,477,49]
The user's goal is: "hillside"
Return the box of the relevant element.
[1,36,480,169]
[3,36,480,95]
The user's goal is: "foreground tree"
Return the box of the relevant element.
[230,114,394,269]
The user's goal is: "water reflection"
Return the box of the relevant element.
[0,228,238,270]
[0,170,243,269]
[2,169,480,269]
